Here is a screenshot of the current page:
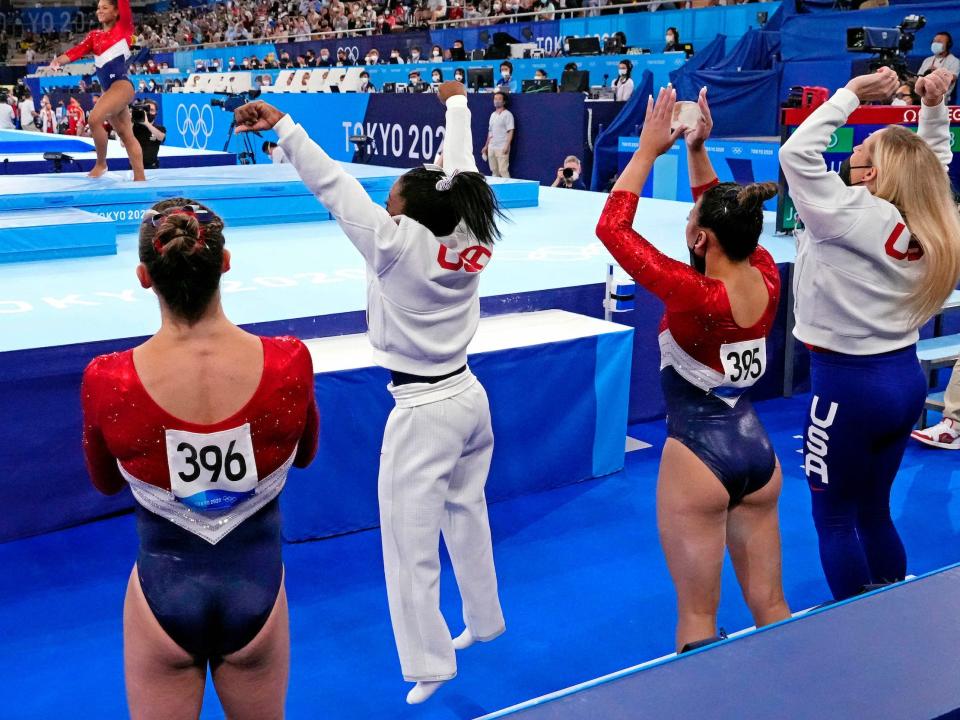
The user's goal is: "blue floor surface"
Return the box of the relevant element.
[1,394,958,719]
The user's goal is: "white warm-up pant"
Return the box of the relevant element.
[379,369,505,682]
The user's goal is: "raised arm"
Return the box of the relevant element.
[57,33,94,65]
[600,86,708,311]
[915,69,956,169]
[778,68,899,240]
[437,82,478,173]
[116,0,134,36]
[235,100,398,271]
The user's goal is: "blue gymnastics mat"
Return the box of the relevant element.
[0,129,94,154]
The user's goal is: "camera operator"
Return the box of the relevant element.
[131,99,165,170]
[550,155,586,190]
[918,32,958,99]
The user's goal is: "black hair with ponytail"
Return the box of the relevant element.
[138,197,226,324]
[696,182,778,261]
[398,168,506,246]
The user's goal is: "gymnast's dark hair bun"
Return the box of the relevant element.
[736,182,779,213]
[138,197,226,324]
[697,181,778,262]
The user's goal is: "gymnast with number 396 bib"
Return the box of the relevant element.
[597,86,790,654]
[233,81,506,706]
[81,199,319,720]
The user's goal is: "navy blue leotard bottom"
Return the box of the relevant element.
[662,367,776,507]
[804,344,925,601]
[135,497,283,659]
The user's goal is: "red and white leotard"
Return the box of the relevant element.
[596,181,781,405]
[64,0,134,90]
[82,335,319,543]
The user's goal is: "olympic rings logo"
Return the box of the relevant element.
[176,103,215,150]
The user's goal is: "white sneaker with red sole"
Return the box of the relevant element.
[911,417,960,449]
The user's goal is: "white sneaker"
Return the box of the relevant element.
[911,418,960,449]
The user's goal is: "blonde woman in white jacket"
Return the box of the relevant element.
[233,83,506,705]
[779,67,960,601]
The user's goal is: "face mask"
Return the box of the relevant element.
[412,52,420,59]
[688,242,706,275]
[838,157,872,186]
[932,41,945,54]
[891,98,908,106]
[494,99,504,108]
[433,75,441,82]
[618,68,627,76]
[433,51,442,57]
[501,71,510,79]
[666,36,673,44]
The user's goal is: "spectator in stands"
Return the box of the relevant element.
[664,27,681,53]
[132,99,165,170]
[534,68,548,80]
[317,49,332,67]
[0,94,15,130]
[918,32,958,99]
[431,44,445,61]
[390,48,405,63]
[551,155,586,189]
[482,91,514,177]
[408,69,424,86]
[138,79,148,92]
[893,80,919,106]
[364,49,382,65]
[428,0,448,22]
[147,78,160,93]
[448,0,464,21]
[613,59,634,102]
[336,49,354,66]
[535,0,556,21]
[19,89,38,132]
[39,96,56,134]
[451,39,467,60]
[498,60,517,93]
[360,70,376,92]
[564,61,579,72]
[432,68,444,83]
[454,67,466,83]
[410,45,425,63]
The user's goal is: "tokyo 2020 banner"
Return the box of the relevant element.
[162,92,588,184]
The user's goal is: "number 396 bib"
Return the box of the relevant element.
[165,424,259,511]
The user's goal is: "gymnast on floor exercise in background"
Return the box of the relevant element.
[50,0,146,181]
[597,86,790,653]
[82,199,319,719]
[779,67,960,601]
[233,81,507,705]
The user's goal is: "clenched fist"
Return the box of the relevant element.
[233,101,285,133]
[437,81,468,105]
[915,68,956,106]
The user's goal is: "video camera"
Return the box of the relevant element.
[130,101,151,123]
[847,14,926,74]
[210,89,261,113]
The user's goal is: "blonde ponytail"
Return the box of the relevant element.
[873,125,960,326]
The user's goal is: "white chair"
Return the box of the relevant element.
[336,67,365,92]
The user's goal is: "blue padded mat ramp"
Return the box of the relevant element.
[482,564,960,720]
[0,129,95,154]
[0,208,116,263]
[0,164,540,229]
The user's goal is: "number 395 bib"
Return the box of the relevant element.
[165,424,259,511]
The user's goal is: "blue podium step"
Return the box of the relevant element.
[0,208,116,263]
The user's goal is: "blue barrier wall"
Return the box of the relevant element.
[162,91,591,184]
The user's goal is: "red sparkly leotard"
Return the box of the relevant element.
[596,181,781,405]
[64,0,134,91]
[82,335,319,543]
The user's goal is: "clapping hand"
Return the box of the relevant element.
[638,85,687,160]
[684,86,713,151]
[845,66,900,103]
[915,69,955,106]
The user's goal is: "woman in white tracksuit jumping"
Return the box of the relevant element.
[234,82,506,704]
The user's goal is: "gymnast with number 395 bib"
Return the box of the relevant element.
[233,81,506,706]
[597,86,790,654]
[81,199,319,720]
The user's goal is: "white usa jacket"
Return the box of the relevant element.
[779,88,952,355]
[277,95,489,375]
